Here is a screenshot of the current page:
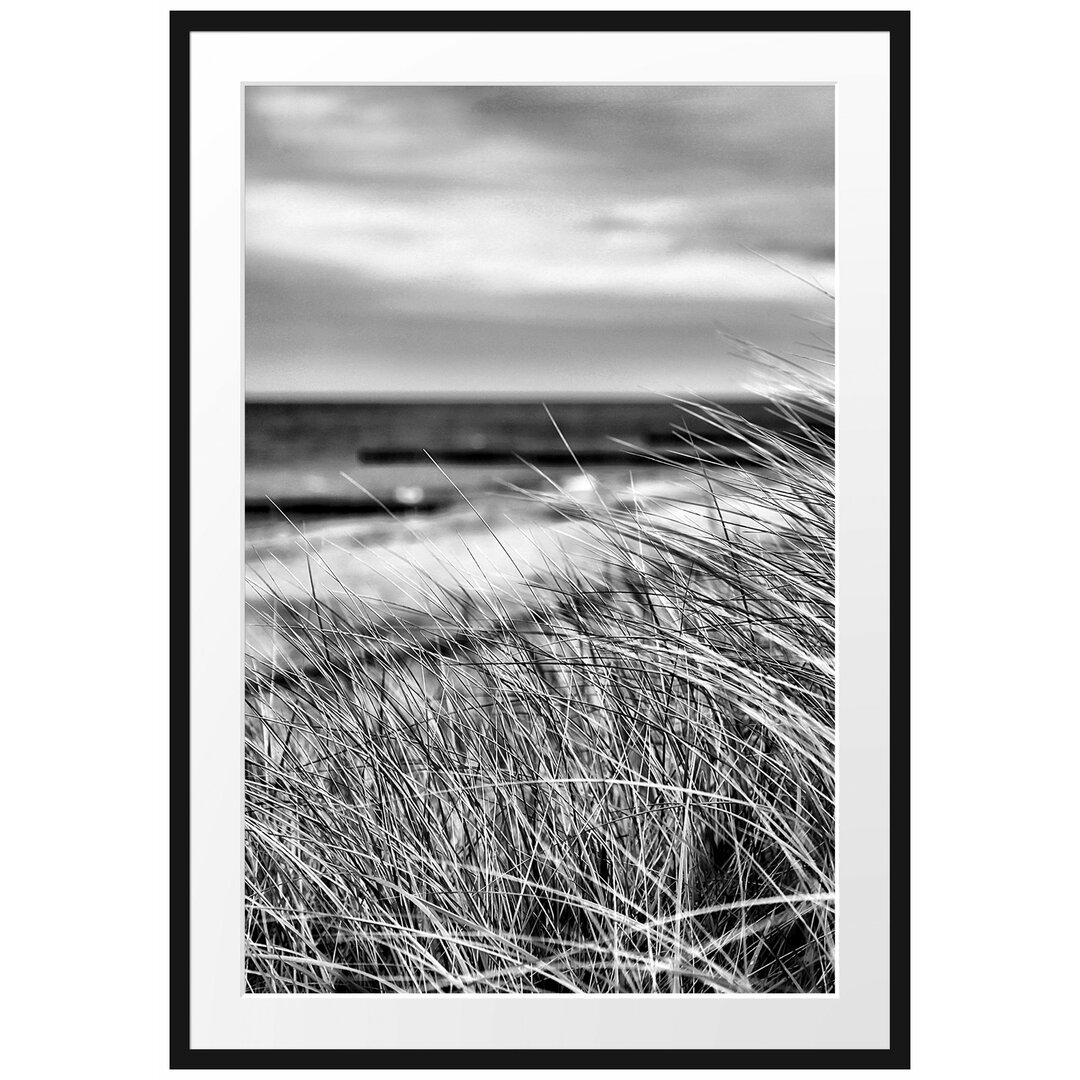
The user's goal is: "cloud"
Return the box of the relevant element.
[246,253,830,397]
[246,182,832,303]
[245,85,833,394]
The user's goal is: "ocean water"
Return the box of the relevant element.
[246,398,773,524]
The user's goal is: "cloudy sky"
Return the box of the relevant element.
[246,85,833,398]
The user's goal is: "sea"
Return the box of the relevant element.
[246,398,775,526]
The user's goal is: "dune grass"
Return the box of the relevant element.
[244,354,835,994]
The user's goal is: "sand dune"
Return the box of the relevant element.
[244,472,792,668]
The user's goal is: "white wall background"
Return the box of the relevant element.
[1,1,1075,1077]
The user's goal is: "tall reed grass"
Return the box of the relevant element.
[245,349,834,994]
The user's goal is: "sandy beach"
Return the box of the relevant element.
[244,467,801,675]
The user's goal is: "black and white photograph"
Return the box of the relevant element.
[19,1,1080,1075]
[244,83,837,995]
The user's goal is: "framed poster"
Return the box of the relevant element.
[172,9,909,1068]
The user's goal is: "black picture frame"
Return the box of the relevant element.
[171,9,910,1069]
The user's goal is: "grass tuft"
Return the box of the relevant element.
[245,347,835,994]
